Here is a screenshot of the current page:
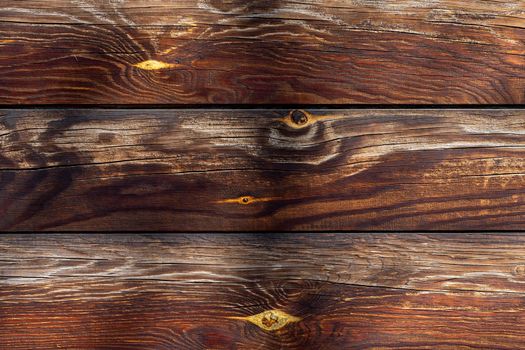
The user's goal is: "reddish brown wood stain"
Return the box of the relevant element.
[1,234,525,349]
[0,1,523,348]
[1,0,525,104]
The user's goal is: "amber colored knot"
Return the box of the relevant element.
[276,109,315,129]
[227,309,301,331]
[276,110,342,129]
[232,196,254,205]
[290,110,309,126]
[216,195,275,205]
[261,312,279,328]
[133,59,176,70]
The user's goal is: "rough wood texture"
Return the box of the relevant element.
[1,233,525,349]
[2,108,525,231]
[1,0,525,104]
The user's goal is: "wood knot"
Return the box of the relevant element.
[133,59,176,70]
[277,109,318,129]
[261,311,279,328]
[291,110,308,126]
[227,309,301,331]
[216,195,275,205]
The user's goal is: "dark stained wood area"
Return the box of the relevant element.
[2,233,525,349]
[2,108,525,231]
[1,0,525,104]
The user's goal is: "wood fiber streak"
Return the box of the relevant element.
[2,233,525,350]
[1,0,525,104]
[3,108,525,231]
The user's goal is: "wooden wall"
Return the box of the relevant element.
[2,108,525,231]
[1,1,525,349]
[2,233,525,349]
[1,0,525,104]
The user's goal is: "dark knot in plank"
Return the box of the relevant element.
[291,110,309,126]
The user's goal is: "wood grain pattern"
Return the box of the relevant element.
[2,108,525,231]
[1,233,525,349]
[1,0,525,104]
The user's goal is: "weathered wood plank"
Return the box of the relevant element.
[1,233,525,349]
[2,108,525,231]
[1,0,525,104]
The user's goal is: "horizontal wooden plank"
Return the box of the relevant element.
[2,108,525,231]
[1,233,525,349]
[1,0,525,104]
